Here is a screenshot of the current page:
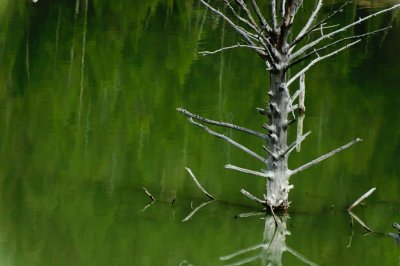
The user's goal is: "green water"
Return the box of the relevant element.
[1,0,400,265]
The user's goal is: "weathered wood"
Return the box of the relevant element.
[185,167,215,200]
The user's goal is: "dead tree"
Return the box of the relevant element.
[178,1,400,210]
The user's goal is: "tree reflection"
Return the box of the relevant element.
[221,215,318,266]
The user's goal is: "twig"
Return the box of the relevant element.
[287,40,361,86]
[240,189,266,205]
[348,211,373,232]
[199,0,267,58]
[291,4,400,58]
[291,138,363,176]
[142,186,156,201]
[348,187,376,211]
[225,164,272,179]
[294,0,323,45]
[182,200,214,222]
[288,26,392,68]
[188,118,266,163]
[290,1,349,49]
[185,167,214,200]
[250,0,272,33]
[199,43,265,56]
[177,108,266,140]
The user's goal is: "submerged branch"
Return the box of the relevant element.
[348,187,376,211]
[291,138,363,176]
[187,118,266,163]
[142,186,156,201]
[177,108,266,140]
[182,200,215,222]
[349,211,373,232]
[185,167,215,200]
[240,189,266,205]
[225,164,272,179]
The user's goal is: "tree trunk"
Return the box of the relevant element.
[265,69,291,210]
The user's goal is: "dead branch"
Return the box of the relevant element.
[240,189,266,205]
[294,0,323,44]
[199,0,267,59]
[177,108,266,140]
[287,40,361,87]
[185,167,215,200]
[250,0,272,33]
[348,211,373,232]
[298,74,306,113]
[199,43,265,56]
[188,118,266,163]
[291,138,363,176]
[225,164,272,179]
[269,0,278,30]
[290,1,350,49]
[291,3,400,58]
[348,187,376,211]
[223,0,260,34]
[182,200,215,222]
[142,186,156,201]
[288,26,392,68]
[280,131,311,158]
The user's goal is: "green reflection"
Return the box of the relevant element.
[0,0,399,265]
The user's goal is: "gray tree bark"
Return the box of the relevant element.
[178,1,400,211]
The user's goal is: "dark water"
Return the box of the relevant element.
[1,0,400,265]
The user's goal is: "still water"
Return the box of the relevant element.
[0,0,400,265]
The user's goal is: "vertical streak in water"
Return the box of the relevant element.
[78,0,88,125]
[25,31,30,82]
[218,20,225,118]
[55,6,62,58]
[75,0,80,18]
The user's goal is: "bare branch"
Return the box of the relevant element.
[287,40,361,87]
[188,118,266,163]
[291,3,400,58]
[279,131,311,158]
[223,0,260,34]
[182,200,215,222]
[225,164,272,179]
[199,43,266,56]
[298,74,306,113]
[199,0,267,58]
[142,186,156,201]
[290,1,351,48]
[294,0,323,42]
[291,138,363,176]
[240,189,266,205]
[262,145,278,160]
[269,0,278,30]
[348,211,373,232]
[177,108,267,140]
[348,187,376,211]
[250,0,273,33]
[185,167,215,200]
[288,26,391,68]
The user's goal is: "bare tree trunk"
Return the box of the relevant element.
[178,0,400,211]
[265,70,290,209]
